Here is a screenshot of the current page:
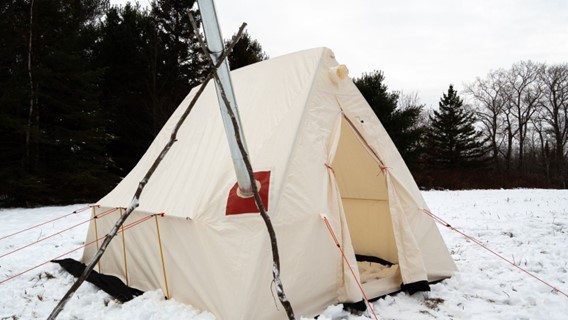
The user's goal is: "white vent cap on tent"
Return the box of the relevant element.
[329,64,349,84]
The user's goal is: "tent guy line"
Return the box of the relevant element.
[3,203,566,308]
[423,209,568,300]
[0,205,92,242]
[322,214,380,320]
[0,207,117,260]
[0,212,156,286]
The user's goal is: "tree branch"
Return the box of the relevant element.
[188,12,296,320]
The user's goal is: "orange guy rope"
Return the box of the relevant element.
[0,205,93,241]
[0,208,117,260]
[0,213,155,285]
[324,163,336,175]
[423,209,568,300]
[321,215,380,320]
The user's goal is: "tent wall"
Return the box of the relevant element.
[84,206,348,319]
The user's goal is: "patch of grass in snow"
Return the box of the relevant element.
[418,309,435,317]
[38,271,55,280]
[423,297,444,310]
[501,231,514,238]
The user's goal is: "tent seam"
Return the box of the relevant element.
[272,47,329,217]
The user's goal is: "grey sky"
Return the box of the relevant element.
[111,0,568,107]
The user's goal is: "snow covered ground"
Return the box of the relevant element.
[1,189,567,319]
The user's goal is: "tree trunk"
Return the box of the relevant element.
[25,0,35,172]
[151,17,159,134]
[516,98,524,171]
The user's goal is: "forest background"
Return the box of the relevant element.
[1,0,567,207]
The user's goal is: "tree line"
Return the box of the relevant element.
[354,61,568,190]
[466,62,568,188]
[1,1,566,207]
[354,73,489,189]
[0,0,266,207]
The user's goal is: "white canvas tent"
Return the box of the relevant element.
[82,47,457,319]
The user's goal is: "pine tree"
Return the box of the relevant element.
[227,31,268,70]
[425,84,488,169]
[95,3,157,175]
[96,1,208,176]
[150,0,208,121]
[0,0,114,206]
[354,71,425,166]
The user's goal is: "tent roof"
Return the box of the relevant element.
[99,47,333,218]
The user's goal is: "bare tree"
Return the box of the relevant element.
[504,61,544,171]
[456,60,568,186]
[539,63,568,186]
[531,107,553,184]
[398,90,428,131]
[500,104,518,171]
[397,90,421,109]
[465,69,508,169]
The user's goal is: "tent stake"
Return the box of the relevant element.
[46,23,248,320]
[189,12,296,320]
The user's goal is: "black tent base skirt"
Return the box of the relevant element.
[340,280,433,315]
[52,258,143,303]
[54,258,436,317]
[401,280,431,295]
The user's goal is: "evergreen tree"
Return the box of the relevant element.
[227,31,268,70]
[0,0,29,181]
[149,0,207,124]
[95,3,157,175]
[96,1,208,175]
[425,84,488,169]
[0,0,114,206]
[0,0,281,207]
[354,71,425,166]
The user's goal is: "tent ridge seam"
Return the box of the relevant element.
[273,48,331,214]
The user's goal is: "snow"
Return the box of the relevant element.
[1,189,567,319]
[357,262,398,284]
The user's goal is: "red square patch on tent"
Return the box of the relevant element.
[226,171,271,215]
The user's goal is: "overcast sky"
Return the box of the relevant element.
[111,0,568,107]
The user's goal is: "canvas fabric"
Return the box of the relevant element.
[83,47,456,319]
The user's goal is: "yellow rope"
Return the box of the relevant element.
[154,213,170,299]
[120,207,129,285]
